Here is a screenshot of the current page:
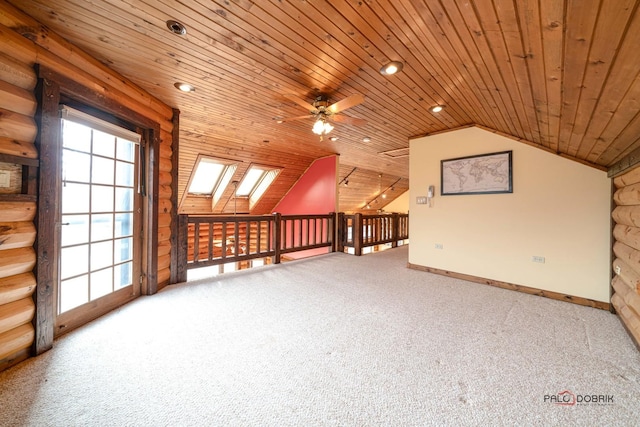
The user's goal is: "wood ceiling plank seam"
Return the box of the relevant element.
[592,77,640,165]
[346,0,483,127]
[570,0,640,159]
[202,0,424,135]
[25,0,316,125]
[328,2,467,126]
[199,0,396,115]
[392,0,504,130]
[174,136,324,163]
[566,0,637,157]
[539,0,566,152]
[588,73,640,164]
[443,2,520,136]
[147,0,370,109]
[175,108,408,159]
[456,0,528,138]
[253,0,430,133]
[412,0,514,133]
[270,0,450,132]
[556,0,602,154]
[2,0,173,121]
[516,0,552,149]
[187,0,368,93]
[477,0,536,142]
[495,0,545,146]
[177,133,409,180]
[280,0,452,132]
[597,114,640,166]
[125,0,384,123]
[176,111,410,163]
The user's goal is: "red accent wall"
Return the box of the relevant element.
[273,155,337,258]
[274,155,337,214]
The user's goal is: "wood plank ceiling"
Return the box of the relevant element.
[8,0,640,213]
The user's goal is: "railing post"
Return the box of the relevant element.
[176,215,188,283]
[392,213,399,248]
[273,212,282,264]
[336,212,344,252]
[353,212,363,256]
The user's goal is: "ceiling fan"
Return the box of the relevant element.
[277,93,366,137]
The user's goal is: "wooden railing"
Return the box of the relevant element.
[338,213,409,256]
[176,213,336,281]
[176,212,409,280]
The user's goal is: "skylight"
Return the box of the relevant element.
[236,167,265,196]
[236,165,281,208]
[187,157,237,197]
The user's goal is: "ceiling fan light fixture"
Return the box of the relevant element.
[380,61,404,75]
[174,82,195,92]
[312,117,334,135]
[324,121,334,134]
[431,105,445,113]
[312,118,325,134]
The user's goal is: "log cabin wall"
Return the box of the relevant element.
[612,167,640,348]
[0,44,38,371]
[0,3,176,371]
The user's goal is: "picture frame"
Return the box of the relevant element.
[440,150,512,195]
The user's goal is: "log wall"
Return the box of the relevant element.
[0,2,176,371]
[0,24,38,370]
[612,167,640,348]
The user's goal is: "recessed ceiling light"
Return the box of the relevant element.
[431,105,445,113]
[166,20,187,35]
[329,136,339,141]
[380,61,404,75]
[174,82,195,92]
[362,137,371,143]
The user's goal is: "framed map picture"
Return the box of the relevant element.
[441,151,512,195]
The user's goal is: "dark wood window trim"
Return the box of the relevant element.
[34,64,160,354]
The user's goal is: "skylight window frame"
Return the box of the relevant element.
[235,164,281,208]
[185,155,237,198]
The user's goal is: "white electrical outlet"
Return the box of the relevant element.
[615,265,621,275]
[435,243,443,249]
[532,256,545,263]
[0,171,10,188]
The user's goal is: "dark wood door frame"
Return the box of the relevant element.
[34,64,160,355]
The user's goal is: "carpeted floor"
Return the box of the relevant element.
[1,245,639,426]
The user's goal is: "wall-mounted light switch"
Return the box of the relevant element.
[416,196,428,204]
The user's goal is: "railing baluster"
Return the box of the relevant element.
[193,222,200,262]
[257,220,262,254]
[207,223,213,261]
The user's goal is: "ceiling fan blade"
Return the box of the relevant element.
[331,114,367,126]
[275,115,312,123]
[284,94,316,112]
[327,94,365,114]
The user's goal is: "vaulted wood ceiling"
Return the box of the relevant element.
[10,0,640,213]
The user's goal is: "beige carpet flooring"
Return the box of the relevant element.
[1,245,639,426]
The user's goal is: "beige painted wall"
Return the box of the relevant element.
[383,190,409,213]
[409,127,612,302]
